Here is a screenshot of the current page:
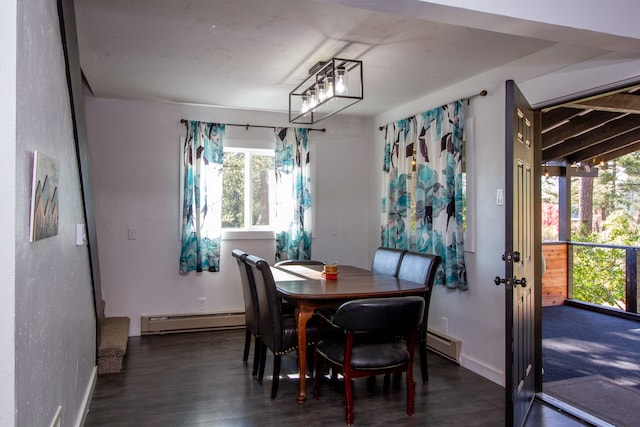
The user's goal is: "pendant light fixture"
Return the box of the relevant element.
[289,58,363,124]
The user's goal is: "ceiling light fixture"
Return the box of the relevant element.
[289,58,363,124]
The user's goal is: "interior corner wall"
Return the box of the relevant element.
[15,1,97,426]
[83,96,373,336]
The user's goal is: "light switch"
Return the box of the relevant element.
[496,189,504,206]
[75,224,86,246]
[127,226,137,240]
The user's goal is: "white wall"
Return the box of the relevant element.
[14,1,97,426]
[0,0,17,425]
[83,97,374,336]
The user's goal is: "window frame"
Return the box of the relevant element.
[222,146,275,232]
[178,130,316,242]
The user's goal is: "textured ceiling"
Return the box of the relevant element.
[74,1,640,163]
[75,0,555,117]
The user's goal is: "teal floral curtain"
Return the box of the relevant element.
[381,119,416,249]
[381,101,467,290]
[180,121,225,273]
[274,127,312,262]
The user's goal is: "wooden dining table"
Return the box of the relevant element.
[271,263,430,404]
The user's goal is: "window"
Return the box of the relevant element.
[221,147,275,230]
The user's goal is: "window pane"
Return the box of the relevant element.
[222,151,244,228]
[251,155,274,226]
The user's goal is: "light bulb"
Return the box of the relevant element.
[335,66,347,95]
[308,87,317,108]
[301,94,309,113]
[325,78,334,99]
[317,81,326,102]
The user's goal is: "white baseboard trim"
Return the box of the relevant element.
[460,353,504,387]
[74,366,97,427]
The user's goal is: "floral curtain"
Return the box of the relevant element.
[180,121,225,273]
[381,118,416,249]
[274,127,312,262]
[381,101,467,290]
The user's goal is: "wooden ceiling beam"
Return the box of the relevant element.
[542,115,640,161]
[542,110,623,149]
[541,107,583,133]
[565,128,640,165]
[564,93,640,114]
[599,141,640,163]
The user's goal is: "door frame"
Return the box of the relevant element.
[530,77,640,421]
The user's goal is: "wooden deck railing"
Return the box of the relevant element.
[542,241,639,314]
[542,242,568,306]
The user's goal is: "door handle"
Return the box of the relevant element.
[513,277,527,287]
[501,251,521,263]
[495,276,526,287]
[494,276,512,287]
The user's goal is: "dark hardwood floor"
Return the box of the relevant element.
[85,329,588,426]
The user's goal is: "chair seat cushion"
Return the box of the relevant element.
[277,314,319,355]
[317,335,410,370]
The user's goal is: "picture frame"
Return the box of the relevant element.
[29,151,59,242]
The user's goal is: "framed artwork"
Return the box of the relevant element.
[29,151,59,242]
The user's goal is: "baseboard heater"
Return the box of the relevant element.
[140,311,245,335]
[427,328,462,364]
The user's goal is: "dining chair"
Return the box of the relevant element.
[231,249,262,376]
[371,247,406,276]
[313,296,425,425]
[397,251,442,382]
[245,254,319,399]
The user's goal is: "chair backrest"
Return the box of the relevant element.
[332,296,425,335]
[397,251,441,289]
[231,249,260,336]
[274,259,325,267]
[371,247,406,277]
[245,254,283,352]
[397,251,442,329]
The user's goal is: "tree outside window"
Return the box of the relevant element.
[222,148,274,229]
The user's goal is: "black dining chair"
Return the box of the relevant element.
[231,249,262,376]
[371,247,406,276]
[313,296,425,425]
[397,251,442,382]
[245,254,319,399]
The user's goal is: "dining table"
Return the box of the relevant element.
[271,263,430,404]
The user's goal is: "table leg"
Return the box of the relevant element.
[295,306,314,404]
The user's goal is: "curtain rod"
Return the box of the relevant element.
[377,89,488,131]
[180,119,326,133]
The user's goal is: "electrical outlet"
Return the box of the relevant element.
[198,297,207,311]
[442,317,448,333]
